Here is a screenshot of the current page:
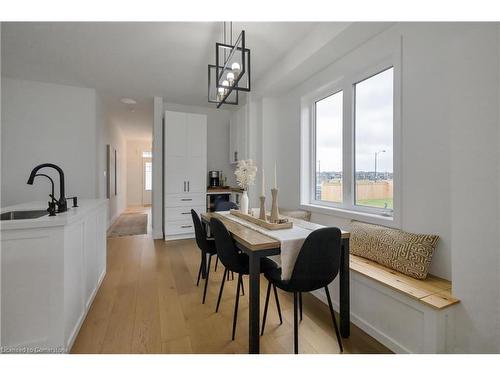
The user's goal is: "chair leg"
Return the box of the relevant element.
[202,255,212,304]
[196,261,202,286]
[272,284,283,324]
[232,273,242,340]
[299,292,303,321]
[324,286,343,353]
[214,256,219,272]
[215,268,228,312]
[261,281,272,336]
[240,276,245,296]
[293,292,299,354]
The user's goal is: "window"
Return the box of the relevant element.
[302,62,397,220]
[144,161,152,191]
[354,68,394,210]
[142,151,152,158]
[314,91,343,203]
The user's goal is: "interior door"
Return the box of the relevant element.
[164,111,188,194]
[142,158,152,205]
[186,113,207,193]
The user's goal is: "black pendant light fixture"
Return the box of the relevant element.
[208,22,251,108]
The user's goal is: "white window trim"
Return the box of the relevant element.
[300,41,402,228]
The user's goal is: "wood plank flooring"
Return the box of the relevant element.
[71,211,391,354]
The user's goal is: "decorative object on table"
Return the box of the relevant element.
[234,159,257,215]
[259,196,266,220]
[270,162,279,223]
[227,210,293,230]
[207,21,251,108]
[259,168,266,220]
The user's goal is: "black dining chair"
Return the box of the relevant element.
[213,200,238,273]
[261,227,343,354]
[191,209,218,304]
[210,217,283,340]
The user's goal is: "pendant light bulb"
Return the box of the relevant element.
[227,72,235,85]
[231,62,241,77]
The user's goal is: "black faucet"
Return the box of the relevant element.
[33,173,57,216]
[27,163,68,213]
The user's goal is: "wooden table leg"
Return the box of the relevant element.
[248,253,261,354]
[339,238,350,338]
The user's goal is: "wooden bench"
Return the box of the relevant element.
[350,254,459,310]
[311,253,459,353]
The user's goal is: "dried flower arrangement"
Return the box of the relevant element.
[234,159,257,191]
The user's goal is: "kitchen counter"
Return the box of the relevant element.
[1,199,107,230]
[1,198,108,353]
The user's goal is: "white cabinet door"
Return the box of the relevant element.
[229,105,247,164]
[237,106,247,161]
[186,113,207,193]
[165,111,188,194]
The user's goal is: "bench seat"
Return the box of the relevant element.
[311,253,460,353]
[350,254,459,309]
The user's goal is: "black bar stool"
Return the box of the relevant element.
[261,227,344,354]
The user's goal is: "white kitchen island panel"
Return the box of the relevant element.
[1,199,107,353]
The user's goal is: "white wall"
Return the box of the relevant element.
[163,102,235,187]
[96,93,127,226]
[126,139,151,207]
[152,96,163,239]
[248,23,500,353]
[1,78,98,206]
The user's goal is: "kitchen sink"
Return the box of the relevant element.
[1,210,48,221]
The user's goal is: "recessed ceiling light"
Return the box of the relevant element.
[120,98,137,105]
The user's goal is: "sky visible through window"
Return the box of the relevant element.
[316,68,393,174]
[355,67,393,175]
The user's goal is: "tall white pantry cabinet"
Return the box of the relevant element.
[164,110,207,240]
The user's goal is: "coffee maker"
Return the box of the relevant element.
[209,171,220,187]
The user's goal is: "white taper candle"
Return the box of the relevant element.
[274,162,277,189]
[261,168,265,196]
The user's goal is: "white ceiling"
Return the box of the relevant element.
[1,22,320,139]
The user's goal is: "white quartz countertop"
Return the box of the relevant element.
[1,199,107,230]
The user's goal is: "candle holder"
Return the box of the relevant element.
[259,196,266,221]
[270,188,279,223]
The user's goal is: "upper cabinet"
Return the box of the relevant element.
[229,105,248,164]
[164,111,207,195]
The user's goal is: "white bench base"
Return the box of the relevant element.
[311,271,457,353]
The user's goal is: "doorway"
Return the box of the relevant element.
[143,156,152,206]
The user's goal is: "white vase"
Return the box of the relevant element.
[240,190,249,214]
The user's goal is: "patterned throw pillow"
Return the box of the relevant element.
[350,221,439,279]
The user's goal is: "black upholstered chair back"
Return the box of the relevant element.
[215,200,239,212]
[191,209,209,253]
[289,227,342,292]
[210,217,246,272]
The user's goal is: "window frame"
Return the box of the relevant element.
[310,86,344,209]
[301,52,401,227]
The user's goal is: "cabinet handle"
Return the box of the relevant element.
[187,181,190,192]
[181,225,192,228]
[181,212,190,215]
[181,198,192,201]
[183,181,186,192]
[234,151,238,161]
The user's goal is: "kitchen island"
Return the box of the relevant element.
[0,199,107,353]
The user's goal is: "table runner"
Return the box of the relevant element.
[217,210,325,280]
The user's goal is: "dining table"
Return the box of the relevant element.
[201,211,351,354]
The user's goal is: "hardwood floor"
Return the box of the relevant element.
[72,212,391,354]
